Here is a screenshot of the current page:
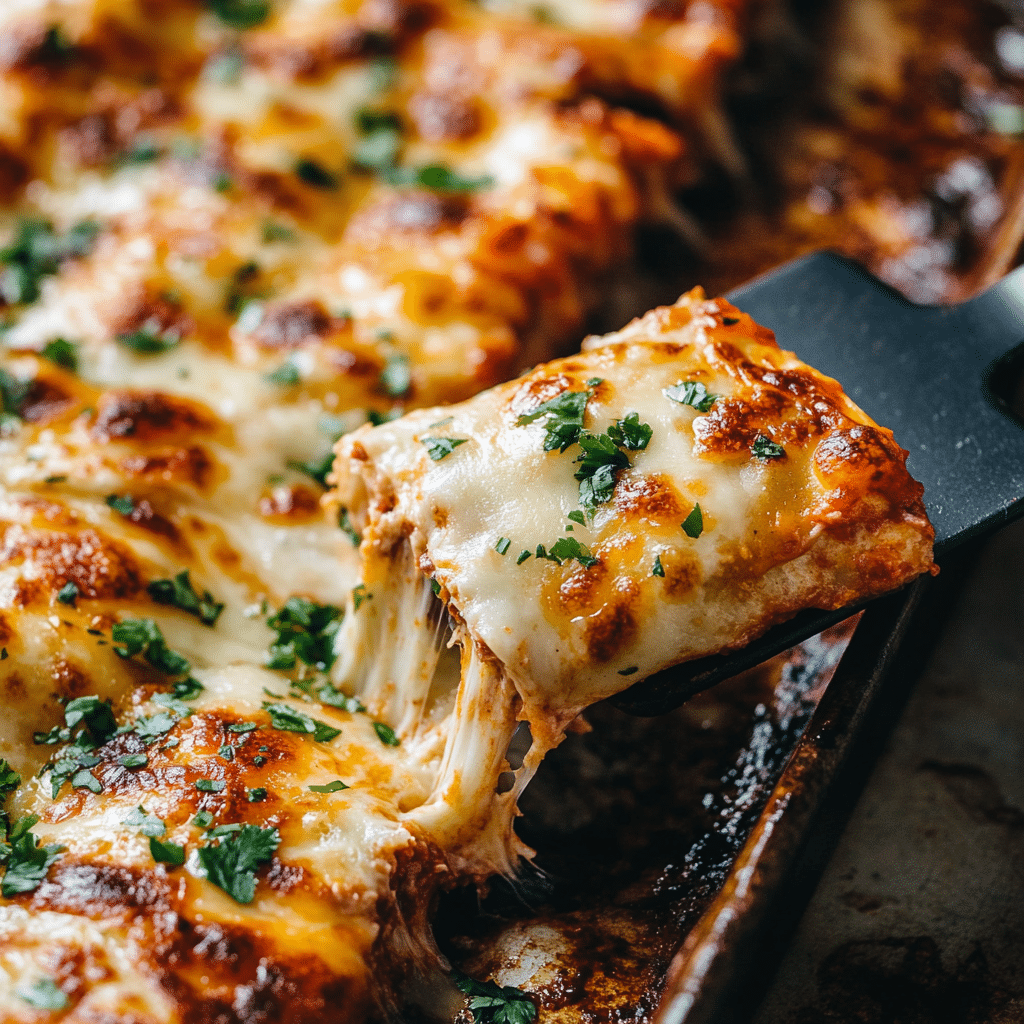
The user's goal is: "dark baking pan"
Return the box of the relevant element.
[617,251,1024,716]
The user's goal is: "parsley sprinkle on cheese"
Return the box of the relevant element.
[197,824,279,904]
[751,434,786,459]
[682,503,704,538]
[421,436,468,461]
[147,570,224,626]
[309,780,349,793]
[664,380,718,412]
[149,836,185,866]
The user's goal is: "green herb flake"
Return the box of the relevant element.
[722,316,739,325]
[227,721,258,734]
[1,816,64,897]
[420,436,467,461]
[381,164,493,193]
[192,810,214,828]
[567,510,586,526]
[112,618,191,676]
[218,744,235,760]
[246,787,268,802]
[0,218,99,306]
[262,702,340,743]
[663,380,718,413]
[265,360,300,386]
[196,779,225,793]
[317,685,366,714]
[133,712,178,740]
[515,389,591,452]
[206,0,270,29]
[105,493,136,516]
[682,503,704,539]
[516,549,531,565]
[373,721,400,747]
[452,970,537,1024]
[56,581,78,605]
[430,578,441,596]
[751,434,785,460]
[261,220,295,243]
[124,806,165,837]
[117,328,179,355]
[617,666,639,676]
[197,824,279,904]
[0,760,20,794]
[379,352,411,398]
[40,337,78,371]
[338,507,361,547]
[607,411,652,451]
[265,596,342,671]
[16,978,68,1011]
[352,584,372,612]
[147,570,224,626]
[118,753,148,769]
[309,779,349,793]
[652,555,665,577]
[149,836,185,866]
[545,537,599,569]
[288,450,335,488]
[295,158,338,189]
[494,537,511,555]
[574,431,629,511]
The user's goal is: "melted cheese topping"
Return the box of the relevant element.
[332,287,935,734]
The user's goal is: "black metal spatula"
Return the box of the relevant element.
[614,251,1024,715]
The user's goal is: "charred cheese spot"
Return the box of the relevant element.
[583,579,640,664]
[117,445,214,489]
[91,391,216,444]
[18,376,79,425]
[613,472,684,521]
[253,301,335,349]
[258,484,322,522]
[0,524,142,602]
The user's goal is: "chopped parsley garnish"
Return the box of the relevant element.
[40,337,78,371]
[495,537,511,555]
[380,164,493,193]
[682,503,704,539]
[567,510,586,526]
[218,743,235,760]
[16,978,67,1011]
[56,581,78,605]
[196,779,225,792]
[617,666,639,676]
[246,787,267,802]
[0,369,31,428]
[533,537,598,569]
[515,388,591,452]
[288,450,335,488]
[113,139,163,167]
[227,721,258,733]
[118,753,148,769]
[664,380,718,413]
[112,618,191,676]
[751,434,785,460]
[607,411,652,451]
[149,836,185,866]
[262,702,340,743]
[192,810,214,828]
[373,721,400,747]
[105,493,136,516]
[652,555,665,577]
[516,549,531,564]
[309,780,349,793]
[124,806,165,837]
[0,218,98,305]
[0,760,20,794]
[116,328,180,355]
[262,219,295,243]
[1,816,64,897]
[295,157,338,189]
[317,685,366,714]
[147,570,224,626]
[133,712,178,741]
[34,695,116,798]
[574,431,629,511]
[265,597,342,671]
[352,584,372,611]
[431,578,442,595]
[338,508,361,547]
[421,436,467,461]
[63,696,117,746]
[265,360,300,386]
[380,352,411,398]
[352,109,403,170]
[197,824,279,904]
[206,0,270,29]
[452,970,537,1024]
[722,316,739,325]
